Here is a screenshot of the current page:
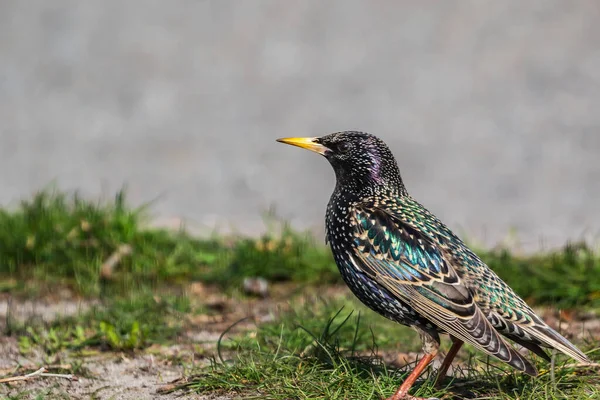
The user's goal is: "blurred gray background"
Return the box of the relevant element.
[1,1,599,250]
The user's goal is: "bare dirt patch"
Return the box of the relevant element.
[0,283,303,399]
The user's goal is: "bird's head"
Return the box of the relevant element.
[277,131,406,195]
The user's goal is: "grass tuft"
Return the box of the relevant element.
[204,223,337,286]
[0,189,224,296]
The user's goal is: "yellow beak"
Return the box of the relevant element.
[276,137,328,155]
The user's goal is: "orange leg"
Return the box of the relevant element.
[386,352,436,400]
[434,337,463,387]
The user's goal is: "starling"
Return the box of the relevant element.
[276,131,590,400]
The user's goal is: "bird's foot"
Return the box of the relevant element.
[385,396,439,400]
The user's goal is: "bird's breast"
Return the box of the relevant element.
[325,194,355,248]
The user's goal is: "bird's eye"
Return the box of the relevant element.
[337,142,351,153]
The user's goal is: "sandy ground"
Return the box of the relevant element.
[0,289,245,400]
[0,282,299,399]
[0,337,227,400]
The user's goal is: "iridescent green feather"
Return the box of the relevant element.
[354,194,590,364]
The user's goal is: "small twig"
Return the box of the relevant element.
[0,367,47,384]
[574,361,600,368]
[100,244,132,279]
[0,366,79,384]
[156,376,190,394]
[39,372,79,381]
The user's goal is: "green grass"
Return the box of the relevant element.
[0,189,338,298]
[0,189,224,297]
[203,224,338,286]
[6,291,190,356]
[483,243,600,308]
[1,189,599,308]
[179,296,599,399]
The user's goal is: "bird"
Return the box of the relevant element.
[276,131,590,400]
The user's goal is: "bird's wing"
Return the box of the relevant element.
[350,202,537,375]
[390,197,589,365]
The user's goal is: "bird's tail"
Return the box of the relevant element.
[522,322,590,364]
[458,305,539,376]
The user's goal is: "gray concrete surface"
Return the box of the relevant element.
[1,1,599,249]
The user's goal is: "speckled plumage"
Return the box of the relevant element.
[277,131,589,397]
